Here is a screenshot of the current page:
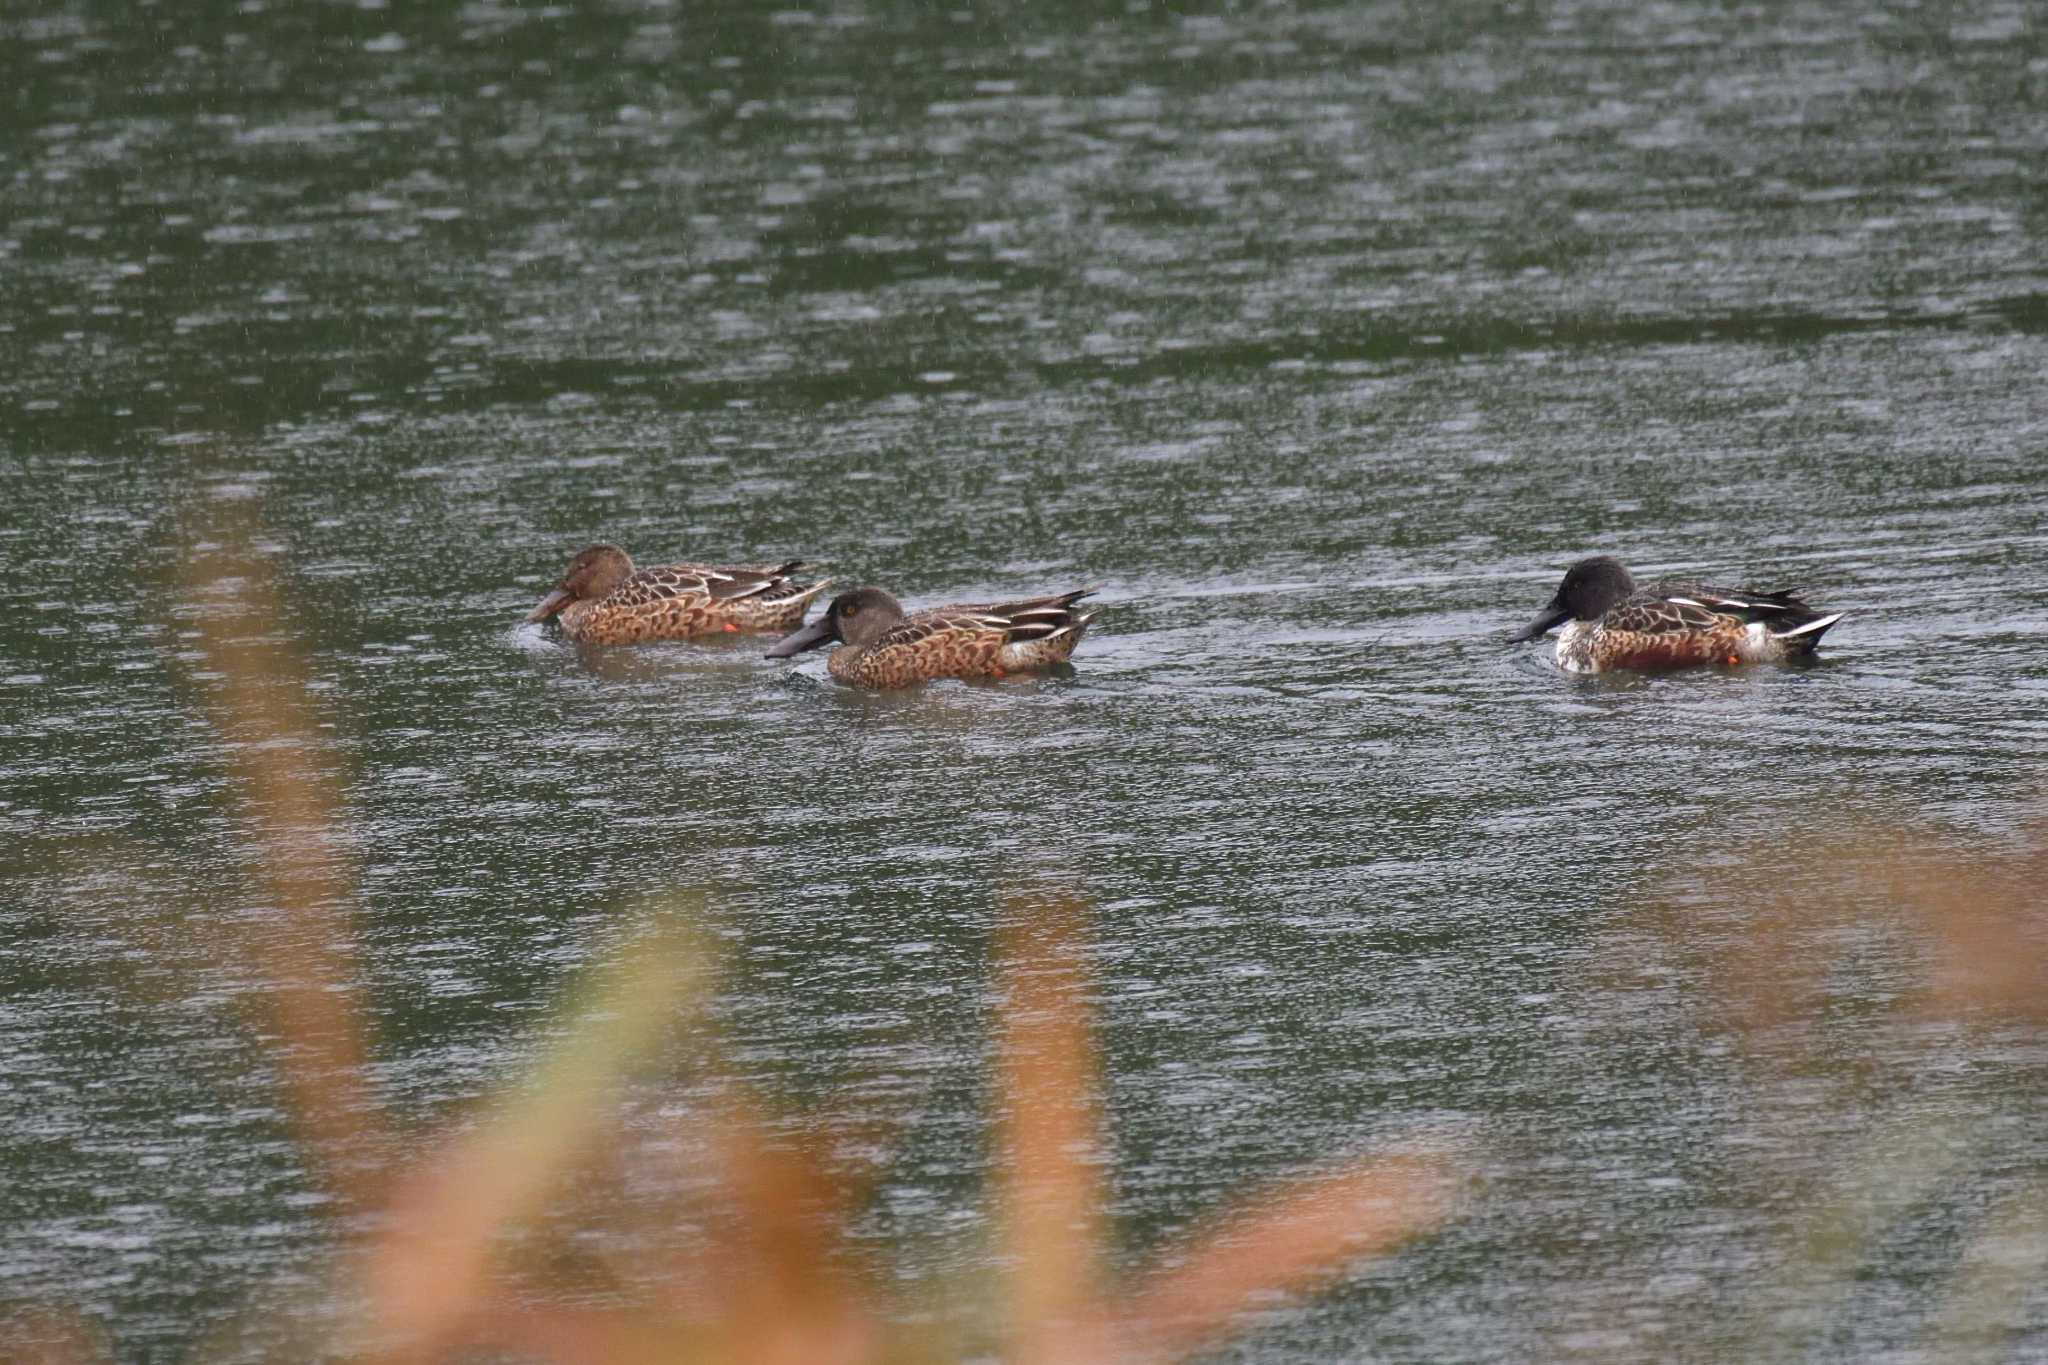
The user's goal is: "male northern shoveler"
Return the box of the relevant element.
[1508,555,1843,674]
[526,543,830,645]
[763,585,1099,687]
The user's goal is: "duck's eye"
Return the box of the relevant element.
[841,603,859,618]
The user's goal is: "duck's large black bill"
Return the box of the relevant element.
[1507,602,1570,643]
[765,617,834,658]
[526,587,572,623]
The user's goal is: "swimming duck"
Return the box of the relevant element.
[1509,555,1843,674]
[764,585,1099,687]
[526,543,829,645]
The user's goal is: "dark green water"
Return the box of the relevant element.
[5,1,2047,1359]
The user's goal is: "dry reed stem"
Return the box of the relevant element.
[357,920,702,1359]
[184,519,386,1215]
[692,1091,879,1365]
[424,1302,714,1365]
[1616,816,2048,1356]
[1883,834,2048,1021]
[1925,1177,2048,1361]
[1113,1150,1456,1363]
[0,1305,113,1365]
[1626,818,2048,1043]
[993,894,1454,1365]
[996,894,1109,1365]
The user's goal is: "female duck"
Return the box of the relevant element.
[1509,555,1842,674]
[765,585,1098,687]
[526,543,829,645]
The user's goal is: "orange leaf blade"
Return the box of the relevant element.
[1116,1149,1456,1362]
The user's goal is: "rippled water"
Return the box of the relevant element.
[5,1,2047,1359]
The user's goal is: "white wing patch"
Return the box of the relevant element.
[762,577,829,603]
[1773,612,1843,639]
[1003,605,1076,641]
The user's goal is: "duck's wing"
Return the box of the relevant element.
[706,561,824,605]
[866,588,1096,652]
[907,587,1099,647]
[990,587,1099,644]
[1606,586,1744,635]
[865,605,1008,652]
[1646,581,1819,628]
[611,561,813,607]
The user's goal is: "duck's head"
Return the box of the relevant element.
[764,586,907,657]
[527,543,635,622]
[1508,555,1635,641]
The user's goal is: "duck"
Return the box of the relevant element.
[1508,555,1843,674]
[526,543,829,645]
[764,585,1099,687]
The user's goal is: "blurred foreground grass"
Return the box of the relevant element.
[1612,810,2048,1362]
[1,512,1454,1363]
[6,510,2046,1361]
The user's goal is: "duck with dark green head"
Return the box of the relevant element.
[1509,555,1843,674]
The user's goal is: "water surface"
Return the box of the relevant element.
[4,1,2047,1359]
